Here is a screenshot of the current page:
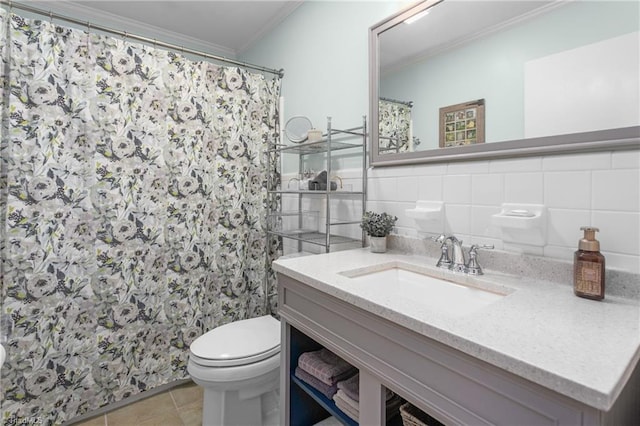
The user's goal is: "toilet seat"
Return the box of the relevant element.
[189,315,280,368]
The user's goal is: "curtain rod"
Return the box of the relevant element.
[380,96,413,108]
[0,0,284,78]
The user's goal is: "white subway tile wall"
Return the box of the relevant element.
[396,176,419,202]
[593,211,640,257]
[592,169,640,211]
[364,149,640,274]
[444,204,472,235]
[443,175,472,204]
[278,150,639,273]
[417,175,443,201]
[546,209,592,247]
[505,172,544,204]
[542,152,611,171]
[488,157,542,173]
[612,150,640,168]
[470,205,501,239]
[471,174,504,206]
[544,171,592,209]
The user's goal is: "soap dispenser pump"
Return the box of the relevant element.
[573,226,605,300]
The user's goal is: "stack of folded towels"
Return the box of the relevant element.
[295,347,403,422]
[333,373,403,422]
[295,348,357,400]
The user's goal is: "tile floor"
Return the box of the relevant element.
[75,381,203,426]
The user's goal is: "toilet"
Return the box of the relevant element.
[187,315,281,426]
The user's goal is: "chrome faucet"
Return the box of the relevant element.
[435,234,466,272]
[433,235,493,275]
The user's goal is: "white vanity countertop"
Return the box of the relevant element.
[272,248,640,412]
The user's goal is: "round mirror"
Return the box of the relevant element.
[285,116,313,143]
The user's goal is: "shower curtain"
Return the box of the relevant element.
[0,9,281,425]
[378,99,413,153]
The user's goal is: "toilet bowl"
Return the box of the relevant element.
[187,315,280,426]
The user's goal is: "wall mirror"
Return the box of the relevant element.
[369,0,640,166]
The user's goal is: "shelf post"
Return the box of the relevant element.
[359,370,386,425]
[362,115,367,247]
[325,117,332,253]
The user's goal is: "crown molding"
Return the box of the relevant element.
[237,1,303,55]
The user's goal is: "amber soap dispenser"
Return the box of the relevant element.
[573,226,605,300]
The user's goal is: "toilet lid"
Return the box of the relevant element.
[190,315,280,367]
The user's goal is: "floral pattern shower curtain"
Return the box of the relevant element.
[0,9,281,424]
[378,99,413,153]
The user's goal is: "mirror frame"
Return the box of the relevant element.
[369,0,640,167]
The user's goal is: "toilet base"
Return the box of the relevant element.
[202,388,279,426]
[189,356,280,426]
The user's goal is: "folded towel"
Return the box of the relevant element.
[294,366,338,399]
[313,416,343,426]
[298,348,356,386]
[336,373,359,402]
[385,395,403,420]
[336,373,395,402]
[310,170,328,185]
[308,170,337,191]
[335,390,358,412]
[308,181,337,191]
[333,396,359,422]
[333,390,402,422]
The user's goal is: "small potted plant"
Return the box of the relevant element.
[360,211,398,253]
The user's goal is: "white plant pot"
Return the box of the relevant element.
[369,236,387,253]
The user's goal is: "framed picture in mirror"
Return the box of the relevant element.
[439,99,485,148]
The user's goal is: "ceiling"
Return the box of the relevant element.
[26,1,304,57]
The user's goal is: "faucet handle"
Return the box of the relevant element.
[469,244,494,253]
[431,234,446,243]
[466,244,493,275]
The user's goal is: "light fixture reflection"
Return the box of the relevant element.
[404,8,430,24]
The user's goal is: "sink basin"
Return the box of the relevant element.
[340,262,510,316]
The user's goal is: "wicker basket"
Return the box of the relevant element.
[399,402,441,426]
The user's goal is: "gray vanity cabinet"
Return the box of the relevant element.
[278,274,639,425]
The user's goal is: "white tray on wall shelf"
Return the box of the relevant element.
[492,204,547,246]
[405,201,444,234]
